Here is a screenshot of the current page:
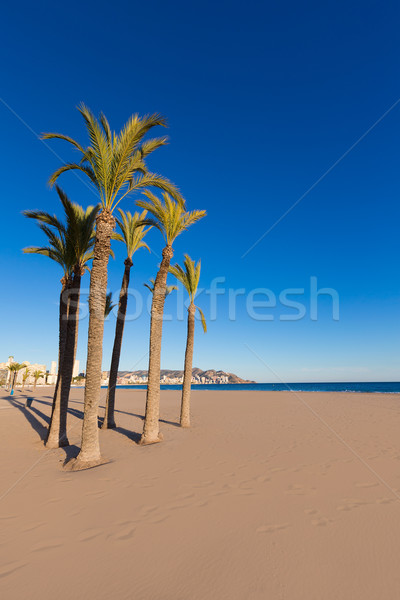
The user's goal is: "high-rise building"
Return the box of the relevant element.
[73,360,80,378]
[47,360,58,384]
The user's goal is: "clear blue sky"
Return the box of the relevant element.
[1,0,399,382]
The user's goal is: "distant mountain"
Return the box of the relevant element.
[116,368,255,384]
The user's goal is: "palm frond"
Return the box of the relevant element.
[144,277,176,298]
[48,163,99,190]
[41,132,86,154]
[129,173,184,207]
[22,209,66,233]
[196,306,207,333]
[104,292,116,317]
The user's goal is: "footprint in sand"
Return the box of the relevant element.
[140,506,158,516]
[286,484,306,496]
[311,517,332,527]
[210,489,229,497]
[113,526,136,541]
[192,480,214,488]
[355,482,379,489]
[21,522,45,533]
[167,502,192,511]
[149,516,169,524]
[376,497,395,505]
[256,524,290,534]
[78,529,103,542]
[84,490,107,499]
[176,492,195,500]
[255,475,271,483]
[31,540,63,552]
[196,500,209,507]
[337,499,368,511]
[0,561,26,579]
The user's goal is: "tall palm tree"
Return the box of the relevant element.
[102,209,150,429]
[169,255,207,427]
[23,213,73,378]
[136,191,206,444]
[24,187,98,448]
[43,104,183,469]
[144,278,177,298]
[22,368,31,390]
[32,370,44,390]
[7,363,27,394]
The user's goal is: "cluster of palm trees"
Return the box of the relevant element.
[23,104,207,470]
[6,363,44,393]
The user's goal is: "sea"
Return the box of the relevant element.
[108,382,400,394]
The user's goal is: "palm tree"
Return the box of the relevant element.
[7,363,27,394]
[32,370,44,390]
[102,210,150,429]
[144,278,177,298]
[169,255,207,427]
[22,368,31,390]
[24,188,97,448]
[43,104,183,469]
[136,191,206,444]
[23,211,73,378]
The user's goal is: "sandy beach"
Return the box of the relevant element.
[1,388,400,599]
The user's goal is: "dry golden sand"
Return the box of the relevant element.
[1,387,400,599]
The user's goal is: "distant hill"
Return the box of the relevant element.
[116,368,255,384]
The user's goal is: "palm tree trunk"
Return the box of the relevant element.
[46,277,71,438]
[46,269,82,448]
[58,276,70,373]
[140,245,173,445]
[180,303,196,427]
[102,258,133,429]
[71,211,115,469]
[11,372,16,393]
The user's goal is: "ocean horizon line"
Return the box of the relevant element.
[69,381,400,394]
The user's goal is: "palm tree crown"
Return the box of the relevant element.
[32,370,44,380]
[42,104,183,211]
[22,368,31,381]
[114,209,151,259]
[169,255,207,332]
[137,191,206,246]
[7,362,27,373]
[23,186,98,274]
